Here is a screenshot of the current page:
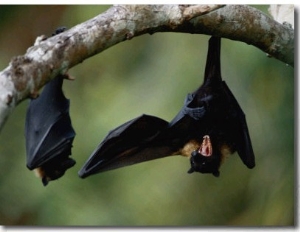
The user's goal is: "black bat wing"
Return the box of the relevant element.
[221,81,255,169]
[78,114,169,178]
[25,76,76,185]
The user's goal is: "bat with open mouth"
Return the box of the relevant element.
[25,75,76,186]
[79,36,255,178]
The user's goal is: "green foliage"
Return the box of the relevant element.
[0,5,294,226]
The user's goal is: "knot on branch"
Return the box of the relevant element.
[11,56,37,95]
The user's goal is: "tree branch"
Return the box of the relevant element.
[0,4,294,132]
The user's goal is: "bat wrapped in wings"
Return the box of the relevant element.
[25,75,76,186]
[79,36,255,178]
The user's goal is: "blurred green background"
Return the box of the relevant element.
[0,5,294,226]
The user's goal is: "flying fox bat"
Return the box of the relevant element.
[25,75,76,186]
[79,36,255,178]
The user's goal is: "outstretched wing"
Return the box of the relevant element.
[78,115,169,178]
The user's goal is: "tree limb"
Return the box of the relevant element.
[0,4,294,132]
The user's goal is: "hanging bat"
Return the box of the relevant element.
[25,75,76,186]
[78,36,255,178]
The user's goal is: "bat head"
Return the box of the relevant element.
[187,135,220,177]
[187,150,220,177]
[34,156,76,186]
